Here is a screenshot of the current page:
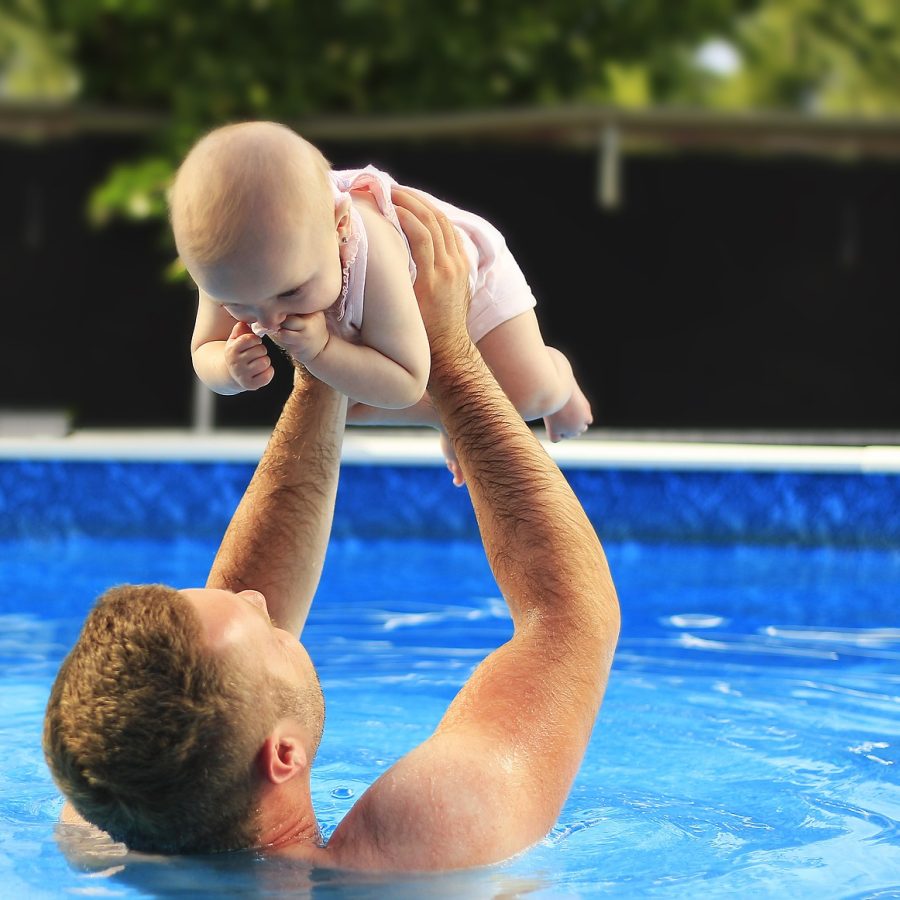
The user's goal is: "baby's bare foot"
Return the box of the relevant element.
[544,384,593,442]
[439,430,465,487]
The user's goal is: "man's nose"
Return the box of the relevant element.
[239,590,268,614]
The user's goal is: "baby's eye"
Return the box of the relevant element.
[277,287,301,298]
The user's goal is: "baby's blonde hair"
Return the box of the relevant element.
[169,121,334,268]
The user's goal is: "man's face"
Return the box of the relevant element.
[181,588,323,735]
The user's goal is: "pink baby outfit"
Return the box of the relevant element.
[329,165,537,345]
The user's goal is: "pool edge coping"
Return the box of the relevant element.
[2,429,900,473]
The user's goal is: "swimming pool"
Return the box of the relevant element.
[2,433,899,898]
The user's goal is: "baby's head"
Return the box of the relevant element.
[169,121,349,324]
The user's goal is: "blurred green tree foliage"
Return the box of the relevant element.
[1,0,77,100]
[4,0,900,230]
[689,0,900,115]
[51,0,759,119]
[6,0,762,229]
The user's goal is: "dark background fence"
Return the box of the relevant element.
[4,134,900,433]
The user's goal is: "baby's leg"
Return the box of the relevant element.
[476,310,593,442]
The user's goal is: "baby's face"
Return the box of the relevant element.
[195,212,344,334]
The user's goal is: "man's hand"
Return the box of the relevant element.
[392,187,472,369]
[392,186,475,486]
[224,321,275,391]
[272,312,330,366]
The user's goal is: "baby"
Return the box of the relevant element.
[170,121,592,483]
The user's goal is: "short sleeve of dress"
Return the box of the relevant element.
[330,166,417,284]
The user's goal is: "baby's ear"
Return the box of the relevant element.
[334,194,352,235]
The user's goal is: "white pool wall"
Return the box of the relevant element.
[1,428,900,473]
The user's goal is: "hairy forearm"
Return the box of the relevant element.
[206,369,347,635]
[192,342,243,396]
[430,345,618,633]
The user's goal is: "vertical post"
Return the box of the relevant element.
[192,376,215,433]
[597,124,622,210]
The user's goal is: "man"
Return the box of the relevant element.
[43,189,621,871]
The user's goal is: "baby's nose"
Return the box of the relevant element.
[255,310,285,330]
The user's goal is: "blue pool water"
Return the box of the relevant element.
[1,461,899,898]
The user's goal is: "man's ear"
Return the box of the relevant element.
[256,722,310,785]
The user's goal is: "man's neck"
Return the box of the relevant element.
[255,779,322,852]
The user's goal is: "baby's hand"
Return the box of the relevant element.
[224,321,275,391]
[271,312,329,365]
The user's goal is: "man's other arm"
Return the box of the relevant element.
[205,367,347,635]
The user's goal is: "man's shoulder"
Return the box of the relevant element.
[321,731,530,872]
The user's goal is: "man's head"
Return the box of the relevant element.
[43,584,324,853]
[169,121,351,334]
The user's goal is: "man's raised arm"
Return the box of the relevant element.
[205,367,347,635]
[327,190,621,871]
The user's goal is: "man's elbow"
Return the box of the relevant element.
[601,592,621,664]
[589,579,621,658]
[558,582,621,675]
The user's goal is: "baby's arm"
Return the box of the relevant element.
[283,195,430,409]
[191,292,275,395]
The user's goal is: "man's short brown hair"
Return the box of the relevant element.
[43,584,275,853]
